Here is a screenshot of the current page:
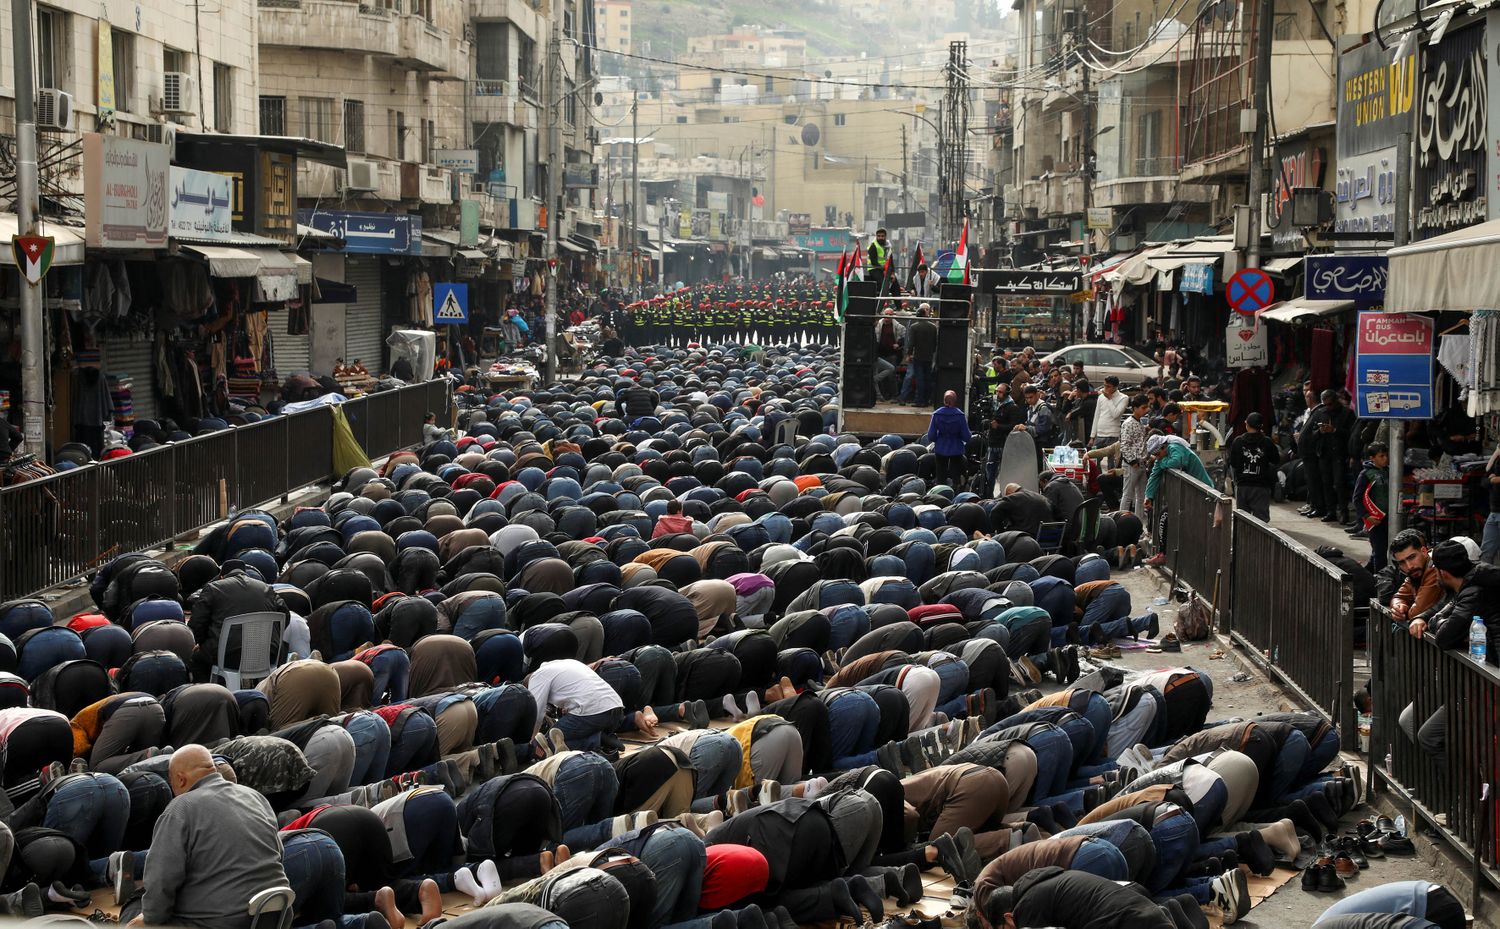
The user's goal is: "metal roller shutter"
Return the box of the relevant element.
[101,336,158,423]
[344,258,387,374]
[274,317,312,375]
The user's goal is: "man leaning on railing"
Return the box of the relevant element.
[1397,539,1500,769]
[1406,540,1500,662]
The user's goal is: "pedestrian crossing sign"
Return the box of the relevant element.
[434,283,468,324]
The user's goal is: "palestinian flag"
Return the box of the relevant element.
[946,218,970,285]
[849,239,865,282]
[909,243,925,289]
[835,250,849,323]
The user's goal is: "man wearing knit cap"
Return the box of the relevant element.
[1409,540,1500,664]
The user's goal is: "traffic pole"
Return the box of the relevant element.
[13,0,45,451]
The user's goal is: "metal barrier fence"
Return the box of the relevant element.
[1228,513,1357,749]
[1370,602,1499,905]
[1153,468,1357,750]
[1157,470,1233,614]
[0,379,450,598]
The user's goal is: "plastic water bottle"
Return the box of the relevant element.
[1470,615,1487,663]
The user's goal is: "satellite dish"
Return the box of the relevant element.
[800,123,821,146]
[594,91,604,105]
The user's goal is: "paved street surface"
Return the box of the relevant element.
[1109,559,1446,927]
[1263,500,1375,564]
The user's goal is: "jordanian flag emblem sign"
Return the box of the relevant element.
[13,235,55,286]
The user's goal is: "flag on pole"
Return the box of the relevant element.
[835,250,849,322]
[946,220,969,285]
[909,242,925,290]
[849,239,865,282]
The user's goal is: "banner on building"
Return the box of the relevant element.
[83,133,169,249]
[1335,38,1415,235]
[298,209,423,255]
[169,167,234,241]
[1414,24,1487,238]
[1304,255,1388,304]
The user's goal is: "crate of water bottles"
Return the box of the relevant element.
[1046,446,1086,483]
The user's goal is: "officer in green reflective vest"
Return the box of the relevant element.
[868,229,890,290]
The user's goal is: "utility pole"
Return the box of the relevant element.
[13,0,44,450]
[1388,130,1412,539]
[630,91,640,292]
[603,145,612,288]
[1243,0,1275,269]
[941,41,969,246]
[657,202,667,291]
[1077,8,1094,330]
[542,27,563,385]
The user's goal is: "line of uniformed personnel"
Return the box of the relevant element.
[621,282,839,347]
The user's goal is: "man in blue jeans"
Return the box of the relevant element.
[525,658,625,753]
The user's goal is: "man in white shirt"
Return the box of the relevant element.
[526,658,625,751]
[1091,376,1129,450]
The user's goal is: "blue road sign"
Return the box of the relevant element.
[434,283,468,325]
[1226,268,1274,315]
[1355,312,1433,418]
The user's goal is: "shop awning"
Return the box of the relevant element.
[0,215,86,266]
[251,249,302,301]
[1114,245,1173,285]
[1387,217,1500,312]
[1144,236,1237,273]
[458,248,488,261]
[759,248,780,260]
[558,240,586,254]
[1260,297,1355,322]
[569,234,600,252]
[1264,256,1304,275]
[314,278,357,303]
[184,244,264,278]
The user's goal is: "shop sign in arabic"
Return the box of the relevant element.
[168,167,234,241]
[1304,256,1388,304]
[980,270,1083,295]
[297,209,422,255]
[1334,150,1397,234]
[83,133,169,249]
[1414,25,1487,238]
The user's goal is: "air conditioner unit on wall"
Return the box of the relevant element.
[35,89,74,131]
[162,72,196,115]
[145,121,177,150]
[345,159,378,191]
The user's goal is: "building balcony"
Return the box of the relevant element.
[1094,162,1216,209]
[471,81,536,129]
[258,0,400,58]
[401,162,454,203]
[469,0,541,36]
[1039,173,1085,218]
[395,15,465,78]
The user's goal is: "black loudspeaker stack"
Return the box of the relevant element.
[841,281,883,408]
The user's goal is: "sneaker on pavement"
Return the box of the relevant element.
[1209,867,1249,924]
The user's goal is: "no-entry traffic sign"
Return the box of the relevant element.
[1226,268,1274,316]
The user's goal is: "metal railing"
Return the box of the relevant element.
[1370,602,1499,908]
[0,379,449,599]
[1228,513,1356,749]
[1153,468,1356,749]
[1157,469,1233,615]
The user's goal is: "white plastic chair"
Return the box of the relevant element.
[774,418,798,448]
[213,612,285,690]
[247,886,296,929]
